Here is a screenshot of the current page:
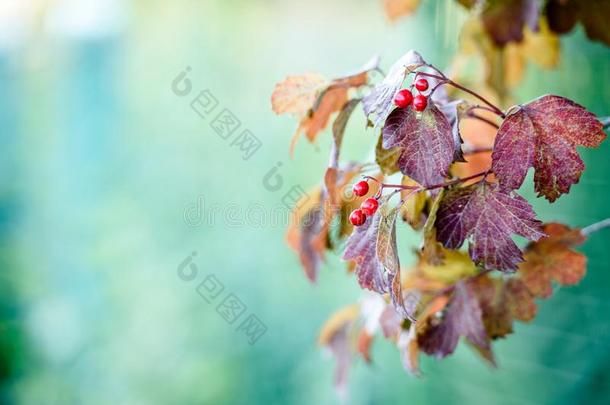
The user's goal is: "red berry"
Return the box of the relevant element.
[393,89,413,108]
[352,180,369,197]
[415,78,429,91]
[361,198,379,216]
[413,95,427,111]
[349,209,367,226]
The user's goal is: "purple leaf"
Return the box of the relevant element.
[481,0,541,46]
[492,95,606,201]
[342,198,390,293]
[436,99,468,163]
[382,103,454,186]
[418,281,489,358]
[435,181,545,271]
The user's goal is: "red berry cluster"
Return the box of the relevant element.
[393,77,429,112]
[349,180,379,226]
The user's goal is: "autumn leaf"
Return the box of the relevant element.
[492,95,606,201]
[518,223,587,298]
[379,305,402,338]
[293,87,349,152]
[271,73,327,116]
[285,188,325,282]
[382,103,454,187]
[421,188,445,265]
[479,0,541,46]
[436,99,469,163]
[450,17,517,103]
[504,278,537,322]
[376,199,416,319]
[376,201,401,276]
[356,329,374,363]
[545,0,610,46]
[287,163,362,282]
[334,173,383,244]
[418,249,478,285]
[470,275,537,339]
[400,176,427,229]
[342,197,391,293]
[375,134,401,175]
[318,305,359,395]
[330,99,361,168]
[435,181,545,271]
[572,2,610,46]
[382,0,421,23]
[518,18,560,69]
[325,99,361,206]
[397,324,420,375]
[323,164,362,247]
[319,305,359,346]
[417,281,490,358]
[449,16,559,105]
[452,109,496,180]
[273,58,377,155]
[363,50,425,128]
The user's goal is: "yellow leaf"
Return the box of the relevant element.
[318,305,359,346]
[375,134,401,175]
[271,73,327,116]
[382,0,421,23]
[400,176,427,230]
[521,18,560,69]
[296,87,348,143]
[419,249,478,284]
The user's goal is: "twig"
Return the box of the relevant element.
[362,170,489,195]
[466,111,500,130]
[463,146,493,155]
[415,71,505,118]
[581,218,610,236]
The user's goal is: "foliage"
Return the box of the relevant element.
[271,0,610,394]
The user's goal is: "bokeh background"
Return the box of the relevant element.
[1,0,609,404]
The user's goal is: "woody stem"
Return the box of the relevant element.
[581,218,610,236]
[415,72,506,118]
[363,170,490,195]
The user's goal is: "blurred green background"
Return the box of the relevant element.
[0,0,609,404]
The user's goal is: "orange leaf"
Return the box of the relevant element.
[519,223,587,298]
[382,0,421,22]
[357,330,374,363]
[318,305,359,346]
[271,73,327,116]
[296,87,349,142]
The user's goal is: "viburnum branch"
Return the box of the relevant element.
[272,46,608,383]
[414,71,506,118]
[463,146,493,155]
[581,217,610,236]
[362,170,489,196]
[466,110,500,129]
[424,170,489,190]
[470,105,501,115]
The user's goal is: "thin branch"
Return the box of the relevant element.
[425,170,489,191]
[415,72,505,118]
[466,111,500,129]
[463,146,493,155]
[362,170,490,195]
[581,218,610,236]
[470,105,501,115]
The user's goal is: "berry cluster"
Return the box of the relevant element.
[393,78,429,112]
[349,180,379,226]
